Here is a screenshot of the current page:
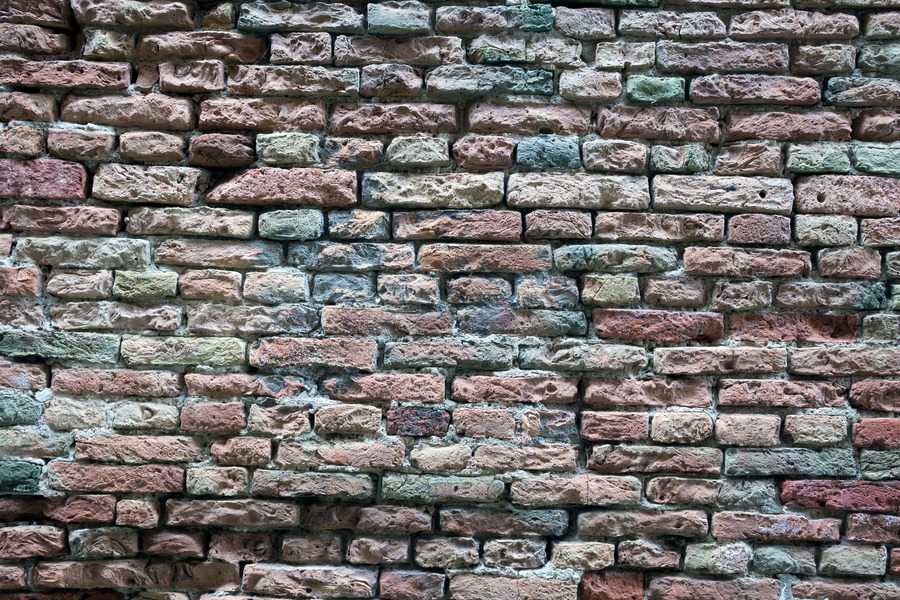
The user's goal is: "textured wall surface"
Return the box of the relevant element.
[0,0,899,598]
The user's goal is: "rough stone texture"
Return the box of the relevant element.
[0,1,895,596]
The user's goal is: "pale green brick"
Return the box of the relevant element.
[113,270,178,299]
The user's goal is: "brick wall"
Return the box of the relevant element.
[0,0,899,597]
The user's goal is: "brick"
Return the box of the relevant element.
[508,173,649,210]
[206,167,355,207]
[791,347,900,376]
[118,131,185,162]
[658,40,788,73]
[62,94,193,130]
[325,373,445,403]
[0,91,56,122]
[647,578,779,600]
[782,480,900,512]
[792,581,900,600]
[448,574,577,600]
[655,347,787,374]
[852,380,900,411]
[380,571,444,600]
[121,336,245,368]
[684,247,811,276]
[336,36,461,66]
[730,9,858,39]
[731,312,857,342]
[0,159,87,200]
[691,74,820,104]
[712,511,840,541]
[620,10,725,38]
[242,565,376,597]
[0,526,66,558]
[596,106,720,142]
[136,31,264,62]
[594,309,724,343]
[796,174,900,216]
[468,101,591,135]
[363,172,503,209]
[419,243,550,272]
[48,463,182,493]
[333,103,457,134]
[580,510,708,537]
[646,477,775,507]
[92,164,207,207]
[199,97,324,131]
[715,415,781,446]
[250,338,375,371]
[381,473,504,503]
[726,111,852,141]
[715,143,782,175]
[271,32,332,63]
[436,5,554,33]
[189,134,254,168]
[590,445,722,475]
[585,378,712,407]
[238,2,363,33]
[0,58,129,90]
[33,559,175,589]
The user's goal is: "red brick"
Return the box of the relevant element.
[584,378,713,408]
[451,376,577,404]
[142,530,205,558]
[52,368,181,397]
[712,511,840,541]
[61,94,194,130]
[854,418,900,448]
[581,412,648,441]
[792,581,900,600]
[0,58,129,90]
[855,109,900,142]
[386,407,450,437]
[847,513,900,543]
[199,97,325,131]
[0,159,87,200]
[0,526,66,559]
[691,74,820,105]
[657,41,788,73]
[0,361,47,390]
[782,480,900,512]
[726,111,851,141]
[180,402,245,433]
[648,578,780,600]
[684,247,812,277]
[48,463,183,493]
[189,134,254,168]
[719,379,845,407]
[250,337,377,371]
[452,135,515,169]
[596,106,720,142]
[206,167,356,207]
[468,101,591,135]
[582,571,642,600]
[332,103,457,134]
[321,307,451,336]
[2,205,120,235]
[380,571,444,600]
[137,32,266,62]
[594,309,724,343]
[727,214,791,244]
[0,268,42,298]
[324,373,445,403]
[730,312,858,342]
[418,244,551,272]
[851,380,900,412]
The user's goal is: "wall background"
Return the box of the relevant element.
[0,0,899,598]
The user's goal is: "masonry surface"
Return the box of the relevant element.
[0,0,898,598]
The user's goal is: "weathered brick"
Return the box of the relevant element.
[712,511,840,541]
[597,106,720,142]
[199,97,325,131]
[727,111,852,141]
[62,94,193,130]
